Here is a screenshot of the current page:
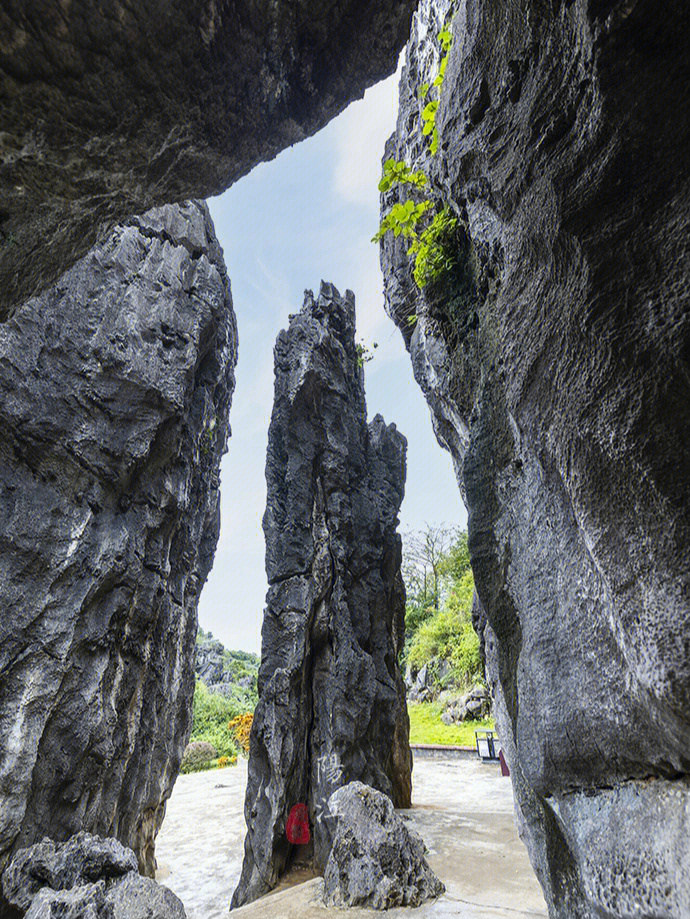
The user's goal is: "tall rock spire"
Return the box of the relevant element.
[232,282,411,908]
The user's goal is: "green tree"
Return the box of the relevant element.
[402,527,482,688]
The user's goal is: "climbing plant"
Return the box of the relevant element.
[373,17,458,289]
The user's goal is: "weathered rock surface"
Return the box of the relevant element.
[3,832,185,918]
[0,0,416,316]
[323,782,444,910]
[441,685,490,725]
[380,0,690,916]
[0,200,237,892]
[196,638,227,686]
[232,283,411,908]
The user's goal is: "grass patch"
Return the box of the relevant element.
[408,702,494,746]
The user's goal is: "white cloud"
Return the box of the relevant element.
[331,61,403,208]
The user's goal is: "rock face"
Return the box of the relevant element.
[380,1,690,917]
[441,685,490,725]
[196,638,227,685]
[0,0,416,317]
[2,832,185,918]
[0,201,236,891]
[232,283,411,908]
[323,782,444,910]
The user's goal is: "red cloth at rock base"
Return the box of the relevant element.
[286,803,311,844]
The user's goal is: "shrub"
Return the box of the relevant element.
[181,740,217,772]
[228,712,253,753]
[408,207,460,289]
[190,680,242,758]
[407,571,481,687]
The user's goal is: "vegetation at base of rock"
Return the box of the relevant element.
[408,703,493,746]
[181,740,220,773]
[402,525,482,691]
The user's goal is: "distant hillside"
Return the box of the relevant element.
[195,627,259,710]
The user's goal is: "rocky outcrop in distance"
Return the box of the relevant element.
[232,283,411,909]
[380,0,690,916]
[0,201,237,901]
[3,832,185,919]
[323,782,444,910]
[195,629,259,701]
[0,0,416,316]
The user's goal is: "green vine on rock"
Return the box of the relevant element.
[373,17,457,289]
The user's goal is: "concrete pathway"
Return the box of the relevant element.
[156,755,547,919]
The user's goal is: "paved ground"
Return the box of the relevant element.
[156,755,547,919]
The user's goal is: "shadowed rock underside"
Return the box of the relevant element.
[0,0,416,316]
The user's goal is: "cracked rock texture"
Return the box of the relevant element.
[323,782,444,910]
[3,832,185,918]
[380,0,690,916]
[0,200,237,899]
[232,283,411,909]
[0,0,416,317]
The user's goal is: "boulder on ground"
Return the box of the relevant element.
[107,873,186,918]
[2,833,185,918]
[323,782,445,910]
[3,833,136,912]
[442,685,491,724]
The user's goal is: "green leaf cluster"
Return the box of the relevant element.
[355,340,378,368]
[373,18,458,287]
[372,198,432,243]
[407,206,459,289]
[378,158,427,193]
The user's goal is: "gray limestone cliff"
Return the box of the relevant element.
[0,201,237,902]
[232,283,411,908]
[380,0,690,916]
[0,0,416,317]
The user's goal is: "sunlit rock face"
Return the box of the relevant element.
[0,201,237,896]
[380,0,690,916]
[0,0,416,317]
[232,283,411,909]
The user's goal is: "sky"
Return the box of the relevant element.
[199,69,467,653]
